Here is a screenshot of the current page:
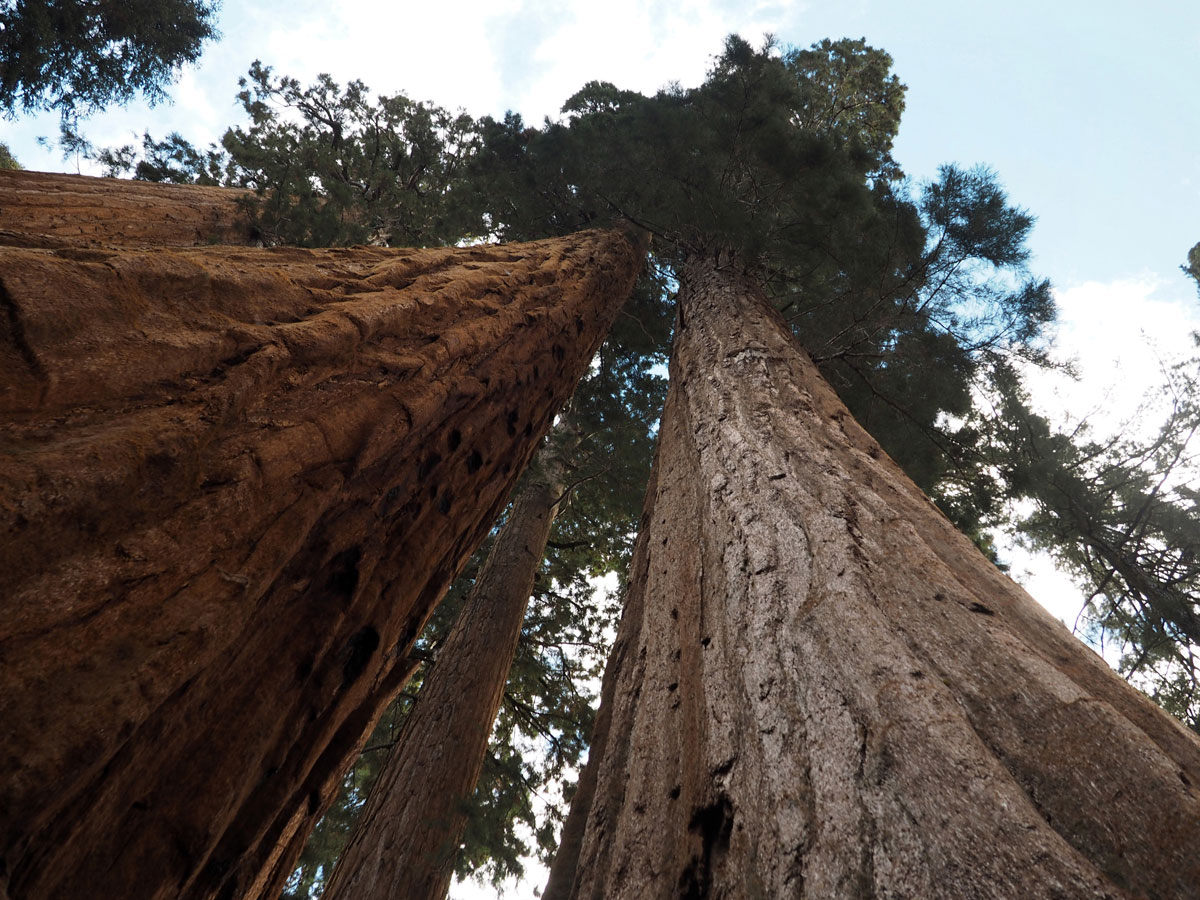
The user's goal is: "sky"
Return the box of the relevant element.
[3,1,1199,895]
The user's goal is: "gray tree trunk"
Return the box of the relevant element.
[546,254,1200,900]
[322,438,566,900]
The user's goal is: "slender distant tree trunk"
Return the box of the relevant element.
[0,215,643,900]
[546,253,1200,900]
[322,435,567,900]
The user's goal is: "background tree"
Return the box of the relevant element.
[96,61,482,247]
[0,0,218,117]
[1185,241,1200,289]
[935,330,1200,729]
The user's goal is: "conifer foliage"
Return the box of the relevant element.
[0,0,217,116]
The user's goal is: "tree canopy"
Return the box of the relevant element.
[0,0,218,118]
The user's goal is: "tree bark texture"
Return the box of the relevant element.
[0,222,643,900]
[323,441,566,900]
[0,169,252,249]
[546,256,1200,900]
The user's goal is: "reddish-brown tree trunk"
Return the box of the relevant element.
[546,255,1200,899]
[0,199,643,900]
[322,440,566,900]
[0,169,252,248]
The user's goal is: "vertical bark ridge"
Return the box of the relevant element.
[0,228,644,900]
[551,255,1200,899]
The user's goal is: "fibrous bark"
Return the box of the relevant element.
[0,210,643,900]
[547,255,1200,899]
[0,169,252,249]
[323,441,566,900]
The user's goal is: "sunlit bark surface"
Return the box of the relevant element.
[547,255,1200,900]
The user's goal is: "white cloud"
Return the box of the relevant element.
[217,0,798,124]
[1000,275,1199,646]
[507,0,792,121]
[1022,274,1200,441]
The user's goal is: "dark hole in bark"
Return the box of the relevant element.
[418,452,442,480]
[467,450,483,473]
[968,602,995,616]
[524,422,533,437]
[448,429,462,450]
[341,626,380,687]
[211,347,254,375]
[324,546,362,598]
[144,451,175,477]
[438,492,452,515]
[199,857,232,895]
[667,682,678,692]
[506,409,519,436]
[576,315,586,334]
[669,785,681,799]
[678,796,734,900]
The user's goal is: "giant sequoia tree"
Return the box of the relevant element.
[527,37,1200,898]
[545,254,1200,900]
[0,172,645,900]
